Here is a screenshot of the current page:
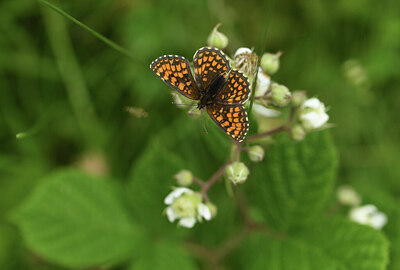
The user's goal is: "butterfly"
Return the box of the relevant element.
[150,47,250,142]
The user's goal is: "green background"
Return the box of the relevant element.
[0,0,399,269]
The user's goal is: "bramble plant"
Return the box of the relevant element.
[10,3,391,270]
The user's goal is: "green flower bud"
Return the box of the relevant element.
[171,92,194,108]
[260,52,281,75]
[337,185,361,207]
[290,124,306,141]
[205,202,218,218]
[225,162,249,185]
[248,145,265,162]
[291,90,307,107]
[207,23,229,49]
[269,83,291,107]
[174,170,193,186]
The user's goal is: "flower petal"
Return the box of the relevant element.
[164,187,193,205]
[253,103,281,118]
[234,47,252,57]
[303,97,321,108]
[198,203,212,221]
[166,206,178,222]
[370,212,388,229]
[178,217,197,228]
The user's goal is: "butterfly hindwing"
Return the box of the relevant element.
[214,70,250,104]
[150,55,201,100]
[207,104,249,142]
[193,47,230,91]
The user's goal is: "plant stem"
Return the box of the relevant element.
[195,161,231,202]
[246,124,287,142]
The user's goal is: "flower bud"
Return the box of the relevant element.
[255,67,271,97]
[171,92,194,108]
[260,52,281,74]
[291,91,307,107]
[174,170,193,187]
[337,185,361,207]
[207,23,229,49]
[205,202,217,218]
[187,106,202,119]
[248,145,265,162]
[290,124,306,141]
[225,162,249,185]
[269,83,291,107]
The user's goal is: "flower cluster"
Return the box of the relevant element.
[163,24,334,228]
[337,185,388,230]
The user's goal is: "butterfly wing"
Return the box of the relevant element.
[150,55,201,100]
[207,104,249,142]
[214,70,250,104]
[193,47,230,91]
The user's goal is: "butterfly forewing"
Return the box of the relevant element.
[207,104,249,142]
[215,70,250,104]
[150,55,201,100]
[193,47,230,91]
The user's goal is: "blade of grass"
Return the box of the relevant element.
[38,0,144,65]
[42,7,103,146]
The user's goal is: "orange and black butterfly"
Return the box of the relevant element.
[150,47,250,142]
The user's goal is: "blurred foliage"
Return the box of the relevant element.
[0,0,399,269]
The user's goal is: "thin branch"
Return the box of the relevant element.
[246,124,287,142]
[200,161,231,202]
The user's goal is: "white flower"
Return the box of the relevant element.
[164,187,212,228]
[337,185,361,207]
[234,47,252,58]
[299,97,329,130]
[234,47,257,78]
[349,204,388,230]
[255,67,271,97]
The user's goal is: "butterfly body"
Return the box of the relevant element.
[197,74,226,109]
[150,47,250,142]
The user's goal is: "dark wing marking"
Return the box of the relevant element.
[207,104,249,142]
[193,47,230,92]
[150,55,201,100]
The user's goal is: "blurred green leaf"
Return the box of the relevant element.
[13,169,141,268]
[238,218,388,270]
[352,181,400,270]
[128,239,195,270]
[126,140,186,234]
[249,131,337,230]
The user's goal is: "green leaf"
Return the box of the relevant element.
[351,181,400,270]
[238,218,388,270]
[13,169,141,268]
[128,240,196,270]
[126,115,231,232]
[158,116,231,179]
[126,141,186,234]
[248,131,337,230]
